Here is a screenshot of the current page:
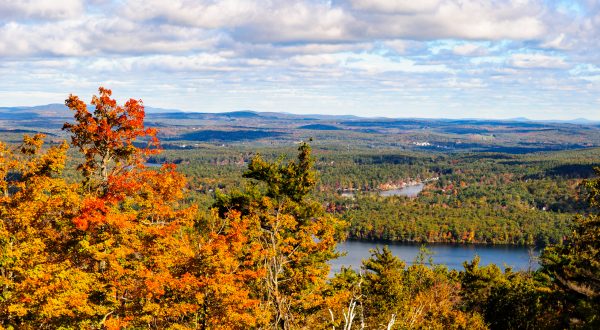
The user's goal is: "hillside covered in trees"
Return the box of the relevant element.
[0,88,598,329]
[139,143,599,248]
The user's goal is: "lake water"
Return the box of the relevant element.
[380,183,425,197]
[331,240,539,273]
[144,162,163,168]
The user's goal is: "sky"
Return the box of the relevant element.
[1,0,600,120]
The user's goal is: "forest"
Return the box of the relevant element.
[145,143,599,247]
[0,88,599,329]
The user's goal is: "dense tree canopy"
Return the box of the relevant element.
[216,141,346,329]
[540,166,600,328]
[0,87,599,329]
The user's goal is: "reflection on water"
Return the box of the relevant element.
[331,240,539,273]
[379,183,425,197]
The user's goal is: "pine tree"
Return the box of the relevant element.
[216,141,346,329]
[541,166,600,328]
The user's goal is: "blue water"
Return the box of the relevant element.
[379,183,425,197]
[144,162,163,168]
[331,240,539,273]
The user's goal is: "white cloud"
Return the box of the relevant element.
[362,0,546,40]
[291,54,339,67]
[84,17,220,54]
[1,0,600,119]
[0,21,89,56]
[341,53,451,74]
[541,33,572,50]
[452,44,488,56]
[277,42,372,56]
[508,53,571,69]
[116,0,549,45]
[0,16,222,57]
[0,90,67,106]
[121,0,258,29]
[230,1,353,43]
[0,0,84,20]
[130,54,230,72]
[232,1,525,44]
[0,0,561,58]
[383,40,427,55]
[349,0,440,14]
[444,78,487,89]
[120,0,354,44]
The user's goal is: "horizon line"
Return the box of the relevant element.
[1,103,599,124]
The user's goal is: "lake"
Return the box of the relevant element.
[379,183,425,197]
[145,162,163,168]
[331,240,539,273]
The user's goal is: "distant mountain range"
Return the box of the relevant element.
[508,116,600,125]
[0,104,184,118]
[0,104,598,125]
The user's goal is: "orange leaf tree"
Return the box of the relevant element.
[0,88,263,328]
[0,134,96,326]
[63,87,263,328]
[63,87,159,190]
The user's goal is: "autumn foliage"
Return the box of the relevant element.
[63,87,159,187]
[0,88,263,328]
[5,87,589,329]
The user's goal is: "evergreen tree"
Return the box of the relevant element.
[216,141,346,329]
[541,167,600,328]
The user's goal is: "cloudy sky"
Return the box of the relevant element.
[1,0,600,119]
